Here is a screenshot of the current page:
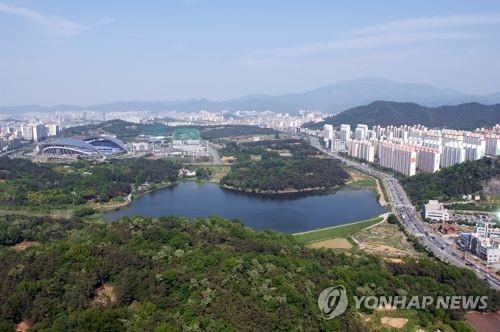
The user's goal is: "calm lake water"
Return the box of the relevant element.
[103,182,385,233]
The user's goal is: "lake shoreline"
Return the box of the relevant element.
[102,182,386,234]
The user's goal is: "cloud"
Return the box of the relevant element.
[349,13,500,36]
[0,2,87,36]
[251,13,500,58]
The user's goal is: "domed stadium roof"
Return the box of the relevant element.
[83,135,128,153]
[38,138,101,157]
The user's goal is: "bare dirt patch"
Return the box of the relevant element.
[15,321,31,332]
[12,241,40,251]
[355,222,419,258]
[380,317,408,329]
[465,311,500,332]
[307,237,352,250]
[91,284,117,307]
[364,243,412,257]
[385,257,404,264]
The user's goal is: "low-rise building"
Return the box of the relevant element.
[424,200,450,221]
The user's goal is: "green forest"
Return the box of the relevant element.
[219,139,349,192]
[305,101,500,131]
[0,214,496,331]
[0,157,179,209]
[401,157,499,206]
[63,120,278,142]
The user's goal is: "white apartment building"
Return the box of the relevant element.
[464,143,485,161]
[330,138,346,152]
[417,147,441,173]
[347,139,375,163]
[485,134,499,156]
[21,124,33,140]
[354,124,368,140]
[339,124,351,141]
[378,142,417,176]
[323,124,334,141]
[441,143,465,168]
[46,124,61,137]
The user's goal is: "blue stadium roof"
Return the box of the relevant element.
[83,135,127,151]
[40,138,99,151]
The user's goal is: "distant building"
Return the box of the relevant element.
[46,124,61,137]
[424,200,450,221]
[171,128,207,157]
[339,124,351,141]
[323,124,334,142]
[132,139,152,154]
[172,128,201,146]
[354,124,368,140]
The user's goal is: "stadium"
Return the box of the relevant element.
[82,135,128,155]
[38,136,127,158]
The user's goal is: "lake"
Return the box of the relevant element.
[103,182,385,233]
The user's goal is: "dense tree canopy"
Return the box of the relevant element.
[401,157,499,206]
[0,157,180,208]
[0,215,496,331]
[219,139,349,192]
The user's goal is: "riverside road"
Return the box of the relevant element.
[309,136,500,290]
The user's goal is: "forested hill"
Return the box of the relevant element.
[401,157,500,206]
[64,120,278,141]
[0,214,495,330]
[305,101,500,130]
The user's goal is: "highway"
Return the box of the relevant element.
[309,136,500,290]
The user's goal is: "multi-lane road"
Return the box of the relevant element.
[309,136,500,290]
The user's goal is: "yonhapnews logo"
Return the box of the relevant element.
[317,284,489,320]
[317,285,348,319]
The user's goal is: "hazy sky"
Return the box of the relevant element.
[1,0,500,105]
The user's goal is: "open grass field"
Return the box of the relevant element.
[293,216,383,244]
[349,178,377,188]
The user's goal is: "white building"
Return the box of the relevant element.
[330,138,345,152]
[378,142,417,176]
[424,200,450,221]
[132,140,152,154]
[323,124,334,141]
[485,134,499,156]
[45,124,61,137]
[21,124,33,140]
[441,143,465,168]
[339,124,351,141]
[417,147,441,173]
[354,124,368,140]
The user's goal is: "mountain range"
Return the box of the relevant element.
[2,77,500,116]
[305,101,500,131]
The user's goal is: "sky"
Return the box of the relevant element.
[1,0,500,106]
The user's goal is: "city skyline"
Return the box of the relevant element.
[1,1,500,105]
